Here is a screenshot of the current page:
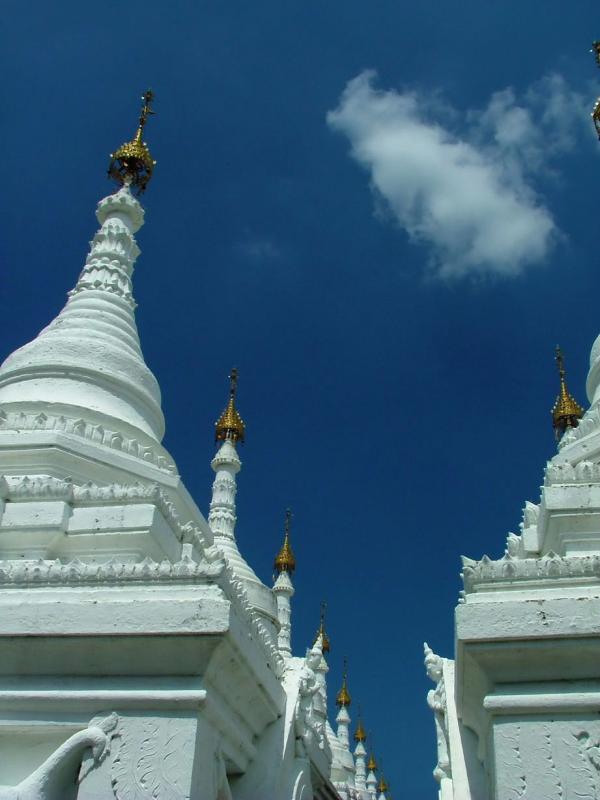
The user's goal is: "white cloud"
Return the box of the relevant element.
[327,71,589,279]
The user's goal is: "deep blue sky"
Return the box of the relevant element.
[2,2,600,795]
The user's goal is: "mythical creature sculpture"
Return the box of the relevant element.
[0,713,117,800]
[295,641,323,756]
[424,643,451,783]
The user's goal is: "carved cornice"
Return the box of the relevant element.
[545,459,600,486]
[559,407,600,449]
[0,409,176,474]
[220,564,285,678]
[461,551,600,594]
[0,554,223,587]
[7,475,74,502]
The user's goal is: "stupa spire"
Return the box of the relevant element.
[336,658,353,758]
[274,508,296,574]
[208,372,275,603]
[0,99,165,441]
[377,774,389,800]
[215,368,245,444]
[108,90,157,194]
[273,509,296,658]
[208,371,244,543]
[353,712,368,792]
[366,749,378,799]
[552,346,583,440]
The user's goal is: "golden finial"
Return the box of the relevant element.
[274,509,296,574]
[314,600,330,654]
[336,657,351,707]
[108,89,157,194]
[354,715,367,743]
[377,775,389,794]
[552,346,584,440]
[367,752,378,772]
[215,368,246,444]
[591,43,600,139]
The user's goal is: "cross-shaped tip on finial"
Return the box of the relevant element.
[320,600,327,621]
[139,89,155,125]
[229,368,238,397]
[285,508,292,535]
[555,346,565,378]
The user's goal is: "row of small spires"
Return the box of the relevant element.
[214,348,585,455]
[212,373,392,788]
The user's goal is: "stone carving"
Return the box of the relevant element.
[0,713,117,800]
[573,731,600,797]
[424,643,451,784]
[505,532,522,558]
[461,551,600,593]
[521,501,539,528]
[0,410,176,474]
[224,569,284,677]
[6,476,74,503]
[0,554,223,587]
[295,641,326,756]
[545,459,600,485]
[559,406,600,449]
[111,717,192,800]
[0,475,218,560]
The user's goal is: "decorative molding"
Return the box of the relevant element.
[0,476,218,561]
[545,459,600,486]
[0,409,176,474]
[461,551,600,593]
[521,501,539,528]
[7,475,74,502]
[559,407,600,449]
[221,565,284,678]
[0,554,223,587]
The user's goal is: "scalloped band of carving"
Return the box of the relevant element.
[220,563,284,677]
[7,475,75,502]
[0,476,218,564]
[0,408,177,474]
[545,460,600,486]
[461,551,600,593]
[0,554,223,586]
[559,407,600,449]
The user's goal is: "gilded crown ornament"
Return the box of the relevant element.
[108,90,157,194]
[377,775,389,794]
[367,753,378,772]
[354,717,367,743]
[274,509,296,574]
[215,368,246,444]
[314,600,330,654]
[336,658,351,707]
[552,346,583,440]
[591,42,600,139]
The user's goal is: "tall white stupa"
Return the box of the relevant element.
[0,92,385,800]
